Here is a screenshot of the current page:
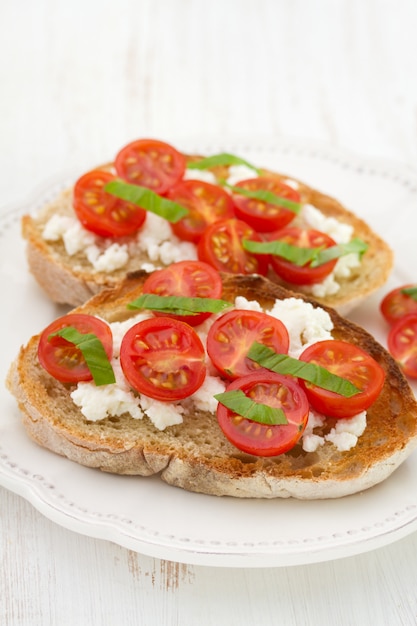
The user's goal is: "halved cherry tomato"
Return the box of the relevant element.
[387,313,417,378]
[267,227,338,285]
[167,180,235,242]
[37,314,113,383]
[232,177,300,232]
[197,218,269,276]
[73,169,147,237]
[114,138,186,195]
[142,260,223,326]
[120,317,206,401]
[298,340,385,418]
[380,284,417,325]
[216,371,309,457]
[207,309,289,380]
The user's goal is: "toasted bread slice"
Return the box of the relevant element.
[21,155,393,314]
[7,273,417,499]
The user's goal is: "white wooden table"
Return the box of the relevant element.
[2,1,417,623]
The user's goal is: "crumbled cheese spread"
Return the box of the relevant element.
[70,297,367,451]
[296,204,353,244]
[41,170,360,296]
[267,297,333,357]
[85,243,129,272]
[183,168,217,184]
[43,214,95,254]
[222,297,368,452]
[71,359,144,422]
[131,213,197,269]
[226,164,259,186]
[325,412,367,451]
[110,312,153,356]
[42,215,129,273]
[291,204,360,298]
[42,211,197,274]
[302,410,367,453]
[137,394,185,430]
[192,375,227,413]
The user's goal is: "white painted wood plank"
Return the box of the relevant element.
[2,487,417,625]
[1,0,417,624]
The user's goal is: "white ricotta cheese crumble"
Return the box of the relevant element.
[42,167,360,295]
[183,167,217,184]
[71,358,144,423]
[70,297,367,451]
[42,214,130,273]
[42,211,198,274]
[301,409,367,453]
[267,297,333,358]
[296,203,353,244]
[291,203,360,298]
[129,212,197,270]
[224,169,360,298]
[226,164,260,186]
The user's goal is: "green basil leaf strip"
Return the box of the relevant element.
[309,238,368,268]
[187,152,262,175]
[104,180,189,223]
[247,342,361,397]
[242,237,368,268]
[242,239,318,266]
[401,286,417,301]
[224,182,301,214]
[127,294,233,315]
[51,327,116,386]
[214,389,288,425]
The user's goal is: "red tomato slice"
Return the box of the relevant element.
[207,309,289,380]
[267,227,338,285]
[380,284,417,325]
[120,317,206,401]
[73,169,147,237]
[197,218,269,276]
[216,372,309,457]
[37,314,113,383]
[167,180,235,242]
[298,340,385,418]
[387,313,417,378]
[114,138,186,195]
[232,177,300,232]
[267,226,337,285]
[142,260,223,326]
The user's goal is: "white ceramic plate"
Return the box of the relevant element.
[1,138,417,568]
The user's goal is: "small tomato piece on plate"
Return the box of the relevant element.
[380,284,417,325]
[73,169,147,237]
[120,317,206,401]
[114,138,186,195]
[298,340,385,418]
[37,314,113,383]
[167,180,235,242]
[216,371,309,457]
[232,177,300,232]
[267,227,337,285]
[197,218,269,276]
[142,260,223,326]
[207,309,289,380]
[387,313,417,379]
